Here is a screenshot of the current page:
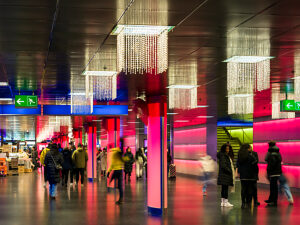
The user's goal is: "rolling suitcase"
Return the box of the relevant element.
[169,164,176,179]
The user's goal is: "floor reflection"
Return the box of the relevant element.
[0,173,300,225]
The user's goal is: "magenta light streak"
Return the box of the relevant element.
[174,144,207,160]
[254,118,300,141]
[174,127,206,145]
[254,142,300,164]
[174,159,202,176]
[87,125,97,179]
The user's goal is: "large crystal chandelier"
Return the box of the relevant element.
[114,0,171,74]
[226,28,272,114]
[112,25,172,74]
[168,60,198,109]
[83,47,118,100]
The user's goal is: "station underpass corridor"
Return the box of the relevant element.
[1,0,300,224]
[1,172,299,225]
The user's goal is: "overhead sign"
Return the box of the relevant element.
[280,100,300,112]
[15,95,38,108]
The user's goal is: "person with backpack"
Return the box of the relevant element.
[61,147,73,187]
[124,147,134,181]
[40,143,52,187]
[135,148,147,179]
[44,144,63,200]
[265,141,282,207]
[72,144,88,186]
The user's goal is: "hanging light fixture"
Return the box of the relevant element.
[225,28,272,115]
[112,25,173,74]
[83,46,118,101]
[168,60,198,109]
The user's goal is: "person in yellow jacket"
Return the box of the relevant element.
[107,147,129,204]
[40,144,51,187]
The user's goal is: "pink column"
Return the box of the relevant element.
[87,123,97,181]
[106,118,120,187]
[74,130,79,148]
[147,97,167,215]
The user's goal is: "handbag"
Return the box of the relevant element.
[50,153,62,170]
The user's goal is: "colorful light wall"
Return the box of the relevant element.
[253,117,300,188]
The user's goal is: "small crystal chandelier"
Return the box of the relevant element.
[228,94,253,115]
[112,25,173,74]
[168,60,198,109]
[70,77,92,114]
[83,46,118,101]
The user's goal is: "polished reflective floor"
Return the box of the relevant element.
[0,172,299,225]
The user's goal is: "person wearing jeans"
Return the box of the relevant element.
[265,141,282,207]
[72,144,88,186]
[279,174,294,204]
[217,144,234,207]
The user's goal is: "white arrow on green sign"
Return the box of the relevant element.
[15,95,38,108]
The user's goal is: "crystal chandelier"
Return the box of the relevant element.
[112,25,172,74]
[70,77,93,114]
[168,60,198,109]
[228,94,253,115]
[83,46,118,100]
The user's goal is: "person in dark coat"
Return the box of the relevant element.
[236,144,258,209]
[61,147,73,187]
[44,144,63,199]
[250,147,260,206]
[217,143,234,207]
[124,147,134,181]
[264,141,282,206]
[31,146,39,170]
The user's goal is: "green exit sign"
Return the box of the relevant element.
[15,95,38,108]
[280,100,300,112]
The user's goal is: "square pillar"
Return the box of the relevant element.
[87,123,97,181]
[147,97,167,216]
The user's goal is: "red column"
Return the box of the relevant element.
[74,130,80,148]
[87,123,97,181]
[147,97,167,215]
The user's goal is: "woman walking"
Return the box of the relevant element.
[217,143,234,207]
[124,147,134,181]
[61,147,73,187]
[44,144,63,200]
[100,148,107,176]
[236,144,258,209]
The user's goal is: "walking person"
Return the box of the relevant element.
[100,148,107,176]
[199,154,216,196]
[31,146,39,170]
[40,143,52,187]
[61,147,73,187]
[135,148,146,179]
[236,144,258,209]
[44,144,63,200]
[107,146,129,204]
[265,141,282,207]
[217,143,234,207]
[124,147,134,181]
[72,144,88,186]
[69,143,76,185]
[279,173,294,205]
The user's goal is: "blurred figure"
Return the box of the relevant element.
[96,148,102,176]
[61,147,73,187]
[167,150,172,176]
[199,154,216,196]
[44,144,63,200]
[265,141,282,207]
[31,146,39,170]
[236,144,257,209]
[40,144,52,187]
[124,147,134,181]
[217,144,234,207]
[72,143,88,186]
[107,147,129,204]
[100,148,107,176]
[69,142,76,185]
[279,173,294,205]
[135,148,147,179]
